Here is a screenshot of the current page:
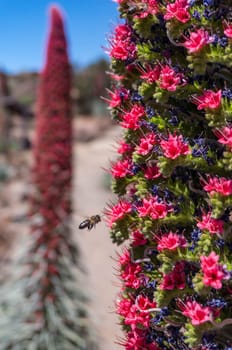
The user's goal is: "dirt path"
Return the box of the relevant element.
[73,125,123,350]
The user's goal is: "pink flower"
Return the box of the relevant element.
[184,29,210,53]
[122,295,156,331]
[150,201,169,219]
[160,262,186,290]
[203,268,225,289]
[136,0,159,19]
[144,164,161,179]
[160,134,190,159]
[123,329,159,350]
[105,88,129,108]
[136,295,156,311]
[121,263,143,289]
[140,65,161,83]
[116,297,133,317]
[114,24,132,41]
[200,252,225,289]
[146,343,160,350]
[137,197,169,219]
[124,331,146,350]
[203,176,232,196]
[159,65,182,91]
[121,104,145,130]
[106,90,121,108]
[117,140,133,154]
[157,232,187,251]
[202,177,219,194]
[137,197,153,217]
[136,133,157,155]
[110,41,137,61]
[106,200,132,227]
[160,272,175,290]
[124,306,150,329]
[109,24,136,61]
[224,23,232,38]
[119,249,131,265]
[131,230,147,246]
[164,0,190,23]
[197,212,224,235]
[194,90,222,110]
[123,330,144,350]
[107,71,125,81]
[200,251,219,271]
[215,127,232,150]
[111,159,132,178]
[181,301,211,325]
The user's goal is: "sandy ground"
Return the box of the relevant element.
[73,125,123,350]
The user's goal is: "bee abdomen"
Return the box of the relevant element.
[79,220,90,230]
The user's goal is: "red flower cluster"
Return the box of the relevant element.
[137,196,170,219]
[159,65,183,91]
[121,104,146,130]
[200,252,225,289]
[141,64,183,91]
[197,212,224,234]
[105,88,129,108]
[117,249,160,349]
[157,231,187,251]
[215,126,232,149]
[224,23,232,38]
[141,65,161,83]
[135,0,159,19]
[136,133,157,155]
[123,329,160,350]
[109,24,136,61]
[160,261,186,290]
[131,230,147,246]
[164,0,190,23]
[160,133,190,159]
[121,261,143,289]
[144,164,161,179]
[181,301,211,325]
[106,200,132,228]
[117,140,134,154]
[194,90,222,110]
[111,159,132,178]
[184,29,210,53]
[203,176,232,196]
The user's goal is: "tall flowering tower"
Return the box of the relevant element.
[29,6,93,348]
[106,0,232,349]
[0,6,94,349]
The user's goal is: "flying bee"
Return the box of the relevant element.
[79,215,101,231]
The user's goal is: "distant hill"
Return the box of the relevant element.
[7,59,111,116]
[8,72,38,112]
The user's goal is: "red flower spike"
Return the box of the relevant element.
[25,7,92,347]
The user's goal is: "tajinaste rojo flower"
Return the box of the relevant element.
[106,0,232,348]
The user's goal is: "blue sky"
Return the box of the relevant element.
[0,0,119,73]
